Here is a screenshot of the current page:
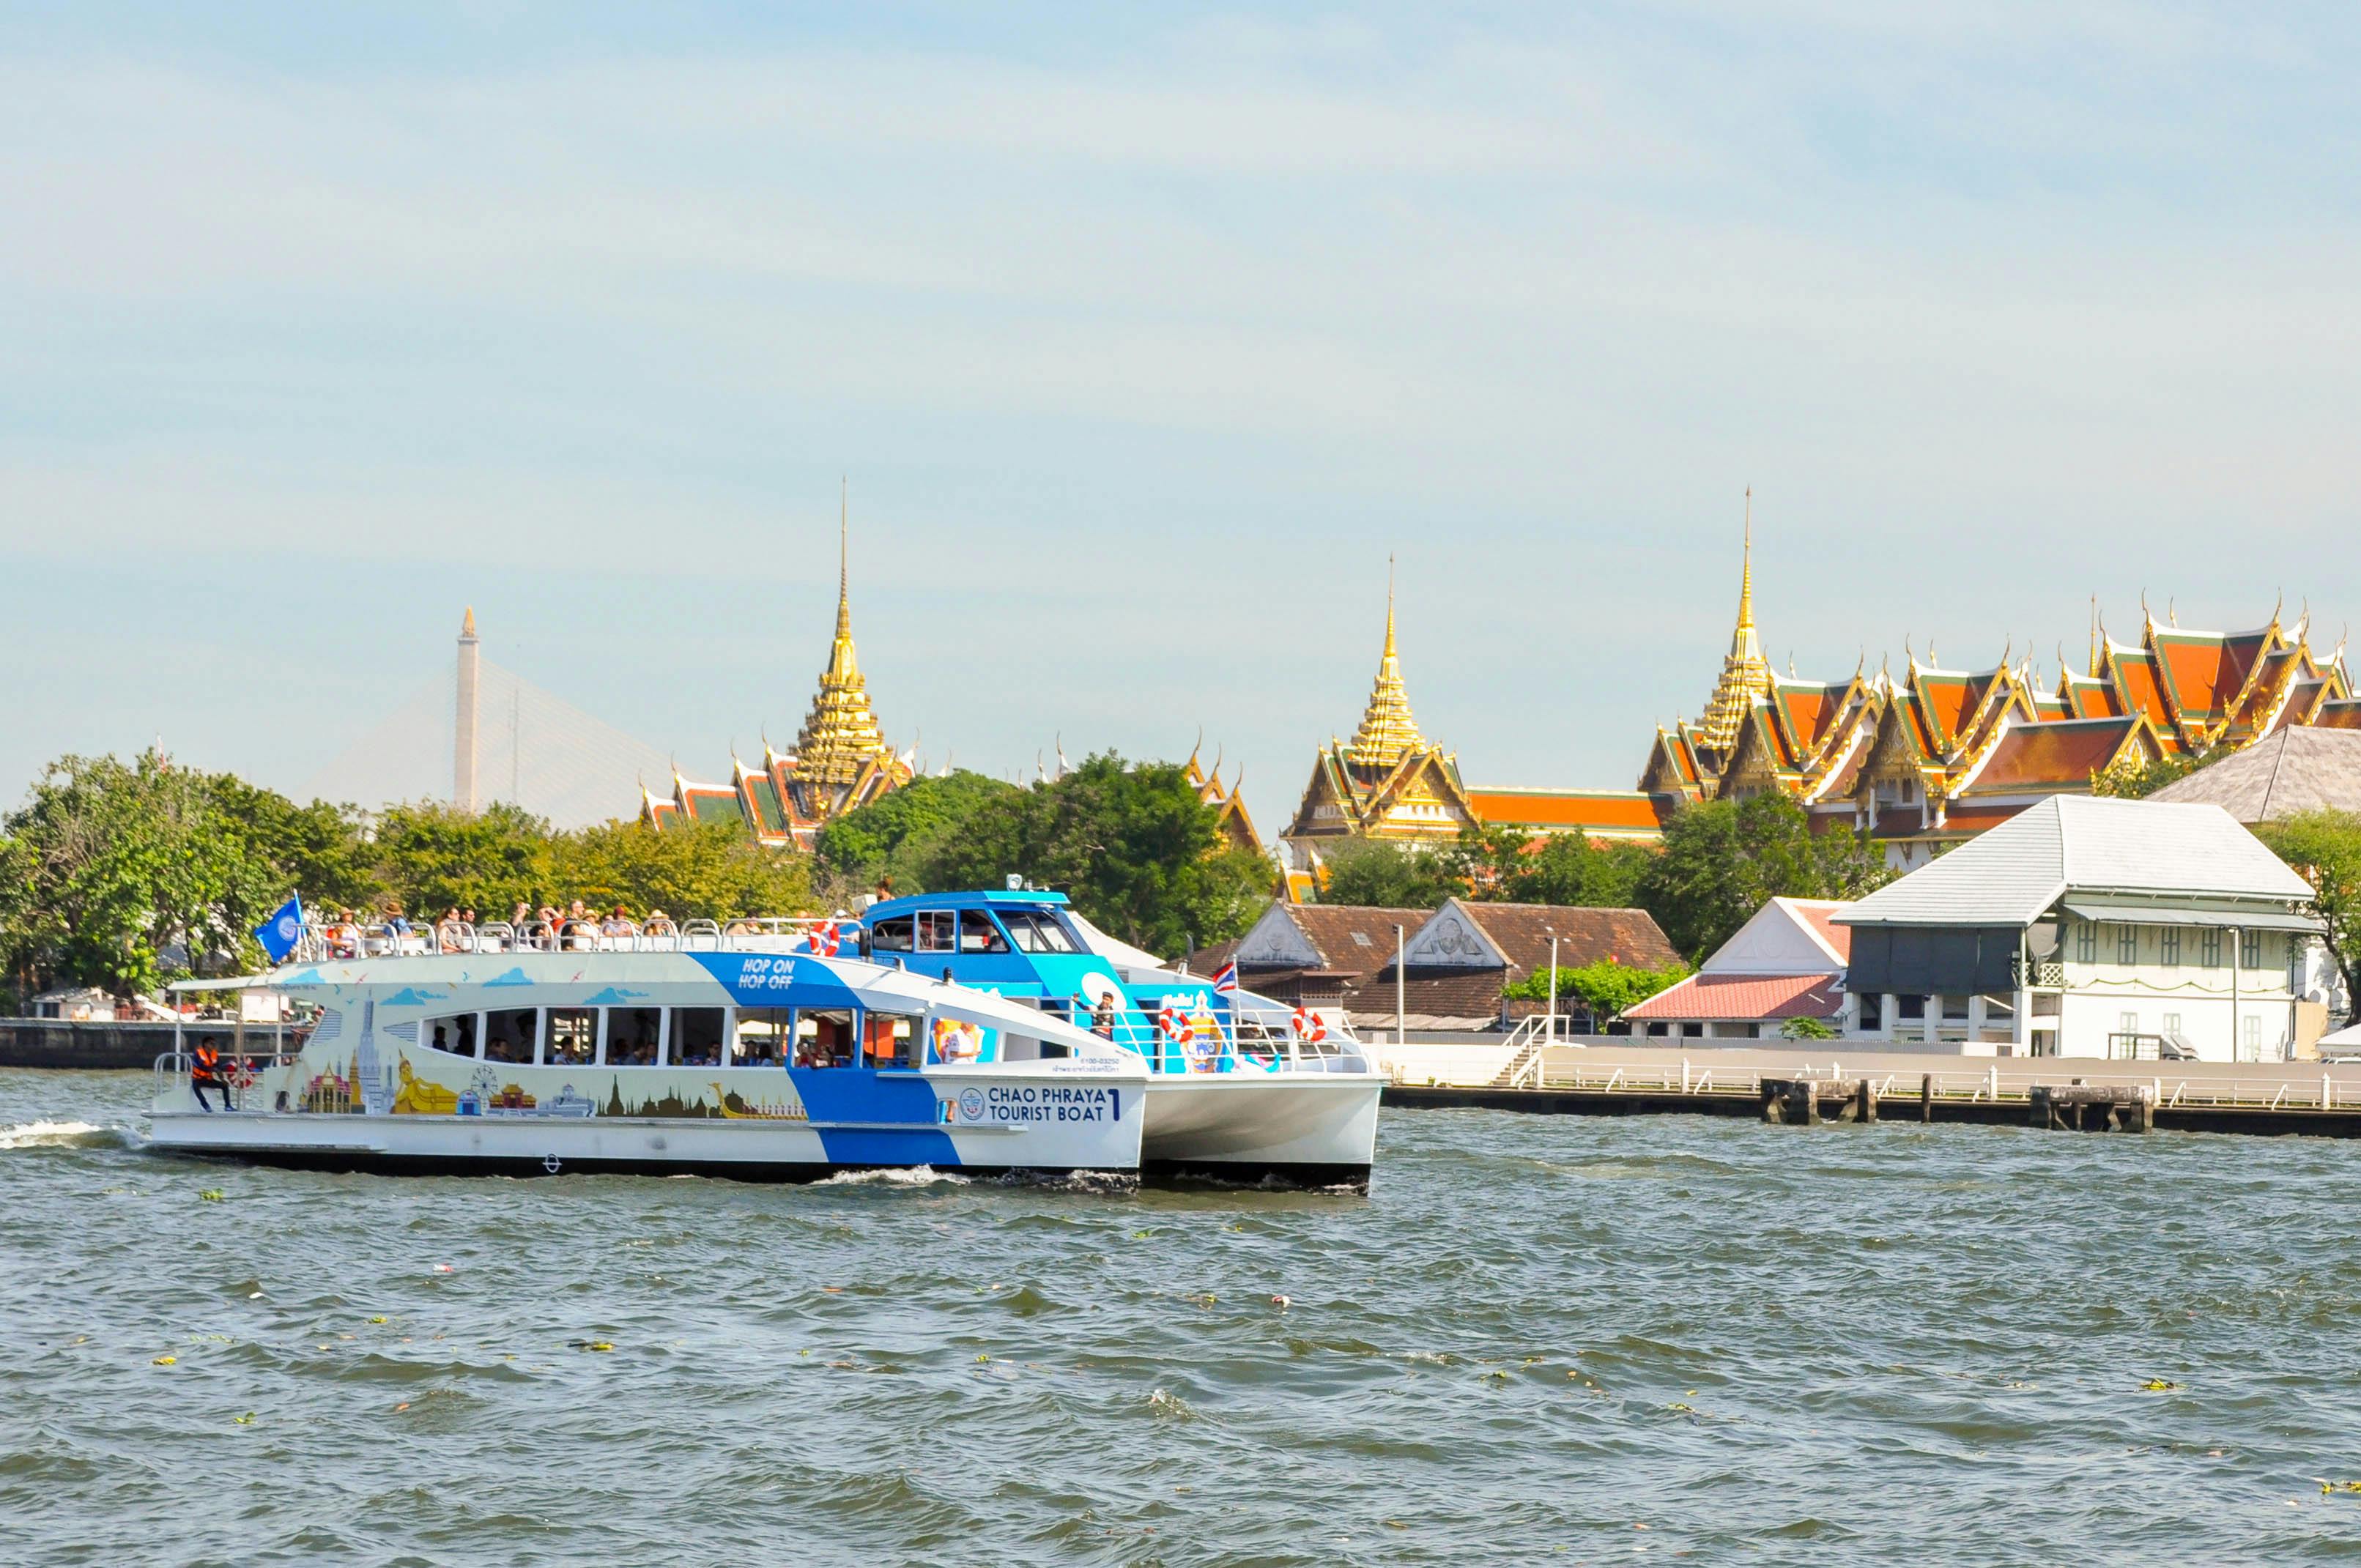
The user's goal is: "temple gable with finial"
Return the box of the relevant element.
[640,488,913,850]
[1282,566,1475,855]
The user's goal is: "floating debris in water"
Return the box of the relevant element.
[232,1413,254,1425]
[1270,1294,1291,1309]
[2323,1480,2361,1495]
[152,1355,176,1366]
[2141,1379,2184,1391]
[199,1190,225,1203]
[568,1339,615,1352]
[367,1316,388,1325]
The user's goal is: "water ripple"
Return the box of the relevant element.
[8,1069,2361,1564]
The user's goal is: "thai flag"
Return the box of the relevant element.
[1212,959,1239,995]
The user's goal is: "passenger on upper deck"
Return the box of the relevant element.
[600,905,637,940]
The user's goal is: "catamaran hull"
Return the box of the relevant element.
[1138,1074,1383,1190]
[147,1110,1142,1181]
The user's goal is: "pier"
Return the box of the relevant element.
[1380,1042,2361,1137]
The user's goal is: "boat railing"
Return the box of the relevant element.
[287,915,835,964]
[154,1044,300,1111]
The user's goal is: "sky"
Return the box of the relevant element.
[4,2,2360,835]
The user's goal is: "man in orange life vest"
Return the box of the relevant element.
[190,1036,231,1112]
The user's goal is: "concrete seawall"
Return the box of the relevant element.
[0,1020,188,1070]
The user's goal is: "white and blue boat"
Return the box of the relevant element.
[855,889,1383,1188]
[149,917,1146,1181]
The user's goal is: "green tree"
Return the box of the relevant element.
[911,753,1267,955]
[2090,747,2220,799]
[1317,837,1461,910]
[1502,956,1691,1018]
[372,800,556,920]
[0,751,283,998]
[2257,808,2361,1025]
[1636,792,1893,962]
[203,773,382,912]
[1779,1015,1837,1039]
[814,770,1023,897]
[558,817,816,922]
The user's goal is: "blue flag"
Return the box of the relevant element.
[254,896,303,964]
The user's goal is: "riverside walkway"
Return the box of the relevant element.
[1379,1040,2361,1138]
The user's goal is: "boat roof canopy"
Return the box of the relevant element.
[865,888,1074,920]
[168,974,280,993]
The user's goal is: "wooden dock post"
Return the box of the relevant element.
[1920,1073,1934,1123]
[1760,1078,1821,1125]
[1856,1077,1878,1124]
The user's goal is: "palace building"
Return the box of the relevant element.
[1636,512,2360,868]
[1284,505,2360,880]
[1280,569,1670,871]
[641,503,913,850]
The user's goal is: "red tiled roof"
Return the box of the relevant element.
[1940,803,2032,833]
[2315,700,2361,730]
[1448,902,1681,976]
[1623,971,1843,1022]
[1960,717,2135,791]
[1789,900,1853,960]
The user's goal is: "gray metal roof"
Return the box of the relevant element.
[2146,726,2361,823]
[1835,795,2311,928]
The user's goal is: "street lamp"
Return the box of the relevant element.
[1544,929,1559,1045]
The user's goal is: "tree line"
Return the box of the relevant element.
[0,749,1270,1008]
[1314,792,1898,962]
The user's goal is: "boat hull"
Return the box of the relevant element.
[147,1099,1137,1181]
[1138,1073,1383,1190]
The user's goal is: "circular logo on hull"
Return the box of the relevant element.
[957,1088,987,1122]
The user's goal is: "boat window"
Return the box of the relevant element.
[864,1012,916,1069]
[916,911,957,954]
[424,1014,479,1058]
[671,1008,725,1067]
[484,1008,538,1064]
[733,1008,793,1066]
[1001,909,1081,954]
[956,910,1012,954]
[797,1008,856,1069]
[608,1007,662,1066]
[546,1008,596,1066]
[870,915,914,953]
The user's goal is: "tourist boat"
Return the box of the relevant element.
[856,890,1384,1188]
[149,918,1146,1180]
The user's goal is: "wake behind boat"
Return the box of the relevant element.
[149,916,1146,1181]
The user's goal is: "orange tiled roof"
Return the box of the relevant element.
[2108,650,2171,729]
[1464,789,1667,833]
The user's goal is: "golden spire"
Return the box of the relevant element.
[1348,555,1426,769]
[791,480,893,787]
[1697,487,1775,749]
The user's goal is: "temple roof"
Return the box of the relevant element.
[1347,563,1426,770]
[791,488,897,787]
[1695,491,1775,750]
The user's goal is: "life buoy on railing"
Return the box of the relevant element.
[1291,1005,1328,1044]
[1157,1003,1193,1044]
[807,920,842,958]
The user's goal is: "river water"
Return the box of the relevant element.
[5,1069,2360,1566]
